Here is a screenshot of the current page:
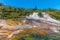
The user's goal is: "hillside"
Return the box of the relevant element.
[0,3,60,20]
[0,3,60,40]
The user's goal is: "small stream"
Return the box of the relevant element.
[13,24,30,29]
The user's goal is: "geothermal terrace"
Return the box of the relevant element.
[0,12,60,39]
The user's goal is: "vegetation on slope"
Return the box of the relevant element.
[0,3,60,20]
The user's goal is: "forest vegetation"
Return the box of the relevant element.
[0,3,60,20]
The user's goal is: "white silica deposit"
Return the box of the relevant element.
[50,27,59,33]
[41,12,60,24]
[26,12,60,26]
[26,12,40,19]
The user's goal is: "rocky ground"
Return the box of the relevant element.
[0,19,60,40]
